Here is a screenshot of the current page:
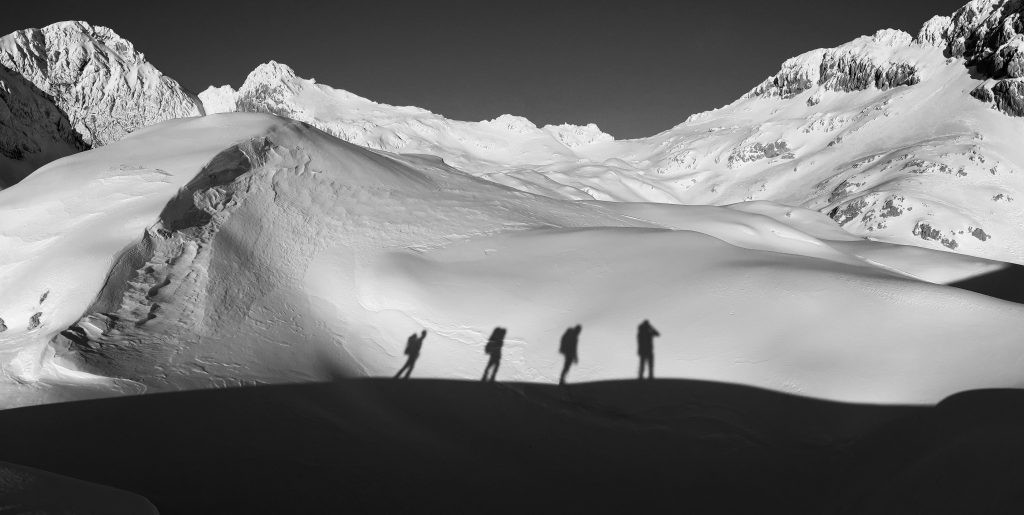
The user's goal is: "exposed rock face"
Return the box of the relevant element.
[747,30,923,99]
[819,54,920,92]
[0,21,203,186]
[990,36,1024,77]
[990,78,1024,113]
[753,1,1024,117]
[944,0,1023,66]
[0,65,87,187]
[727,141,794,167]
[972,78,1024,114]
[936,0,1024,114]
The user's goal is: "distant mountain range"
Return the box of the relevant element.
[3,2,1024,262]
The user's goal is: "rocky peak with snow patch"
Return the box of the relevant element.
[0,21,203,147]
[746,30,924,100]
[932,0,1024,114]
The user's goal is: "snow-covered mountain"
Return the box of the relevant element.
[0,112,1020,409]
[1,1,1023,410]
[202,1,1024,265]
[0,21,203,188]
[200,60,615,178]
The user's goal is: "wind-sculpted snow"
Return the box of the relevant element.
[0,114,293,406]
[0,21,202,181]
[0,113,1019,408]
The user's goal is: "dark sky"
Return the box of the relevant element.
[4,0,968,138]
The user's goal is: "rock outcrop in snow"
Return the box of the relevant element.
[746,30,923,99]
[933,0,1024,115]
[0,21,202,187]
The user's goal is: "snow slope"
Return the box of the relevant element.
[1,113,1021,408]
[203,1,1024,265]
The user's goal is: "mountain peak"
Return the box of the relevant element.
[1,21,143,65]
[0,19,201,186]
[870,28,914,47]
[243,60,300,88]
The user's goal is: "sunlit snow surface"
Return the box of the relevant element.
[0,113,1021,408]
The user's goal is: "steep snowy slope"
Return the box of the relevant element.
[204,1,1024,265]
[0,21,203,187]
[1,113,1021,408]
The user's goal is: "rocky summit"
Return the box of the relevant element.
[0,21,202,187]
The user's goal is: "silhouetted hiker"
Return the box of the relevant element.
[482,327,506,382]
[559,325,582,385]
[637,319,659,380]
[394,330,427,379]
